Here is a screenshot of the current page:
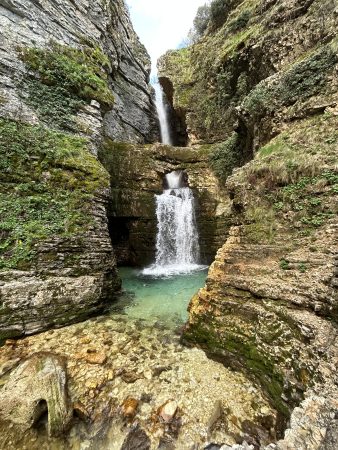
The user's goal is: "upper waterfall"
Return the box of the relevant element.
[153,77,173,145]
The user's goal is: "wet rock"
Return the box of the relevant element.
[158,400,178,423]
[83,350,107,365]
[122,398,139,421]
[121,371,142,384]
[121,425,151,450]
[0,353,72,437]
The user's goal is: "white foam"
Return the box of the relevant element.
[142,177,203,277]
[142,263,207,278]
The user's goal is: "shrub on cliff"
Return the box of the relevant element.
[209,132,242,181]
[209,0,234,30]
[17,42,114,113]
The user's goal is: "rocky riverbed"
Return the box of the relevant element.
[0,314,276,450]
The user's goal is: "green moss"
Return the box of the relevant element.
[0,118,108,270]
[18,42,114,109]
[184,321,289,417]
[209,132,242,181]
[21,78,85,129]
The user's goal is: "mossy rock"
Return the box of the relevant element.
[0,118,109,270]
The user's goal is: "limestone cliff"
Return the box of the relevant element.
[159,0,338,447]
[0,0,157,340]
[99,141,232,266]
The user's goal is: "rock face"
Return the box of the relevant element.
[0,0,157,146]
[158,0,337,146]
[0,0,158,339]
[157,0,338,447]
[99,141,232,265]
[0,353,72,437]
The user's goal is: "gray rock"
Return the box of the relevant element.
[0,0,158,147]
[0,353,72,437]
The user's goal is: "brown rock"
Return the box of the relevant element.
[122,398,139,421]
[75,349,107,365]
[121,371,141,383]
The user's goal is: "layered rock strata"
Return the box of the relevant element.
[158,0,338,446]
[0,0,157,146]
[0,0,157,339]
[99,141,232,265]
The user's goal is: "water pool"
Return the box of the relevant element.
[111,267,208,328]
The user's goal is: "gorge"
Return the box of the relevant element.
[0,0,337,449]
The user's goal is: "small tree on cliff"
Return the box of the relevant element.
[193,3,211,37]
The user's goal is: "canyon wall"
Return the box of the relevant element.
[99,141,232,266]
[0,0,157,340]
[159,0,338,446]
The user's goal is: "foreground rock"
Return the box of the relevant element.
[0,315,276,449]
[0,353,72,437]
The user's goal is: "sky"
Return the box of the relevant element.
[126,0,206,72]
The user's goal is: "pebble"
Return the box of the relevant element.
[122,397,139,420]
[159,400,178,423]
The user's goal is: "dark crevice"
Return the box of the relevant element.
[159,76,188,146]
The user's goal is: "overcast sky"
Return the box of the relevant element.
[126,0,205,71]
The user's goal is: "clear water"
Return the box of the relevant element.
[112,267,208,328]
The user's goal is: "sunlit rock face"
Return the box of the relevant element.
[0,0,158,340]
[0,0,158,147]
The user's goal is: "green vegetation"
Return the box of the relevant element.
[242,44,338,120]
[0,118,108,269]
[238,114,338,242]
[227,9,251,33]
[22,79,85,129]
[17,42,114,128]
[209,132,242,181]
[280,259,290,270]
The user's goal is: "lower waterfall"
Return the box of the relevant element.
[143,170,204,276]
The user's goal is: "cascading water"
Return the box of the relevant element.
[153,76,173,145]
[143,170,205,276]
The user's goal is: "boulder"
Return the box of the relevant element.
[0,353,72,437]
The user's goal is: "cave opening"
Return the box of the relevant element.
[33,399,48,432]
[108,216,133,266]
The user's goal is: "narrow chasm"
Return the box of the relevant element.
[159,76,189,146]
[0,0,337,449]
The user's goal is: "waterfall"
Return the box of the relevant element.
[153,77,173,145]
[143,171,204,277]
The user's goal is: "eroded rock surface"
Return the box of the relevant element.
[0,353,72,437]
[0,315,277,449]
